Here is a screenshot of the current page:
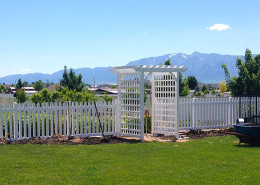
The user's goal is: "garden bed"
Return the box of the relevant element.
[0,128,235,145]
[182,128,235,139]
[0,135,140,145]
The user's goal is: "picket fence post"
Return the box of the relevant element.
[0,105,2,139]
[66,101,71,136]
[228,97,232,126]
[192,98,196,129]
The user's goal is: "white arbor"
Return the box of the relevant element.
[111,65,187,140]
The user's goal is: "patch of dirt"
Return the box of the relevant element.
[183,128,235,139]
[144,134,177,143]
[0,128,236,145]
[0,135,141,145]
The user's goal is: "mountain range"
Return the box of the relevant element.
[0,52,245,85]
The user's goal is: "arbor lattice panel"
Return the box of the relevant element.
[118,74,142,138]
[152,73,177,135]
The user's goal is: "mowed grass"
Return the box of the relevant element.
[0,136,259,185]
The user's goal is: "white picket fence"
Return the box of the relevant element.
[1,97,259,140]
[0,101,116,140]
[179,97,260,130]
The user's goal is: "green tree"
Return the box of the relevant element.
[31,93,42,104]
[194,85,200,93]
[14,90,28,103]
[16,78,24,90]
[219,81,227,93]
[51,91,59,102]
[211,89,216,95]
[204,89,210,95]
[0,84,7,93]
[60,66,85,92]
[222,48,260,96]
[31,89,59,104]
[164,59,172,65]
[194,92,202,97]
[34,80,44,92]
[102,94,113,103]
[40,89,52,102]
[179,73,189,96]
[23,81,29,87]
[46,80,50,88]
[180,85,190,96]
[201,85,208,93]
[185,75,198,90]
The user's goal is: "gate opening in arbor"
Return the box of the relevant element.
[111,65,187,140]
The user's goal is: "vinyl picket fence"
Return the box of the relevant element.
[179,97,260,130]
[1,97,259,141]
[0,101,116,141]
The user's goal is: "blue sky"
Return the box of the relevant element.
[0,0,259,77]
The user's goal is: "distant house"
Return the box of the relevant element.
[89,87,118,95]
[7,87,16,94]
[5,86,37,95]
[21,87,37,94]
[97,84,117,89]
[46,84,60,92]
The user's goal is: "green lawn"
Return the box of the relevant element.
[0,135,259,185]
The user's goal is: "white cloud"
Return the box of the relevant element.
[206,24,231,31]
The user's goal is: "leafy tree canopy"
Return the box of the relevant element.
[201,85,208,93]
[164,59,172,65]
[60,66,85,92]
[16,78,24,90]
[14,90,28,103]
[222,48,260,96]
[185,75,198,90]
[0,84,7,93]
[219,81,227,93]
[34,80,44,92]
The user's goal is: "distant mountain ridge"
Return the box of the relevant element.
[0,52,248,85]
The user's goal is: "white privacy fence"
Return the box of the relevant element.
[0,101,116,140]
[179,97,260,130]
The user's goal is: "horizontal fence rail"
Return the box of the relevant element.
[0,101,116,140]
[179,97,260,130]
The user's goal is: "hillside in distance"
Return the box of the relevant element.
[0,52,245,85]
[127,52,241,83]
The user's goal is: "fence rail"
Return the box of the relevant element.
[179,97,260,130]
[0,101,116,140]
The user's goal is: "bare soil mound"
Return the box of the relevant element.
[0,128,235,145]
[0,135,141,145]
[184,128,235,139]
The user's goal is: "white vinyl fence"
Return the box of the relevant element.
[179,97,260,130]
[0,101,116,140]
[1,97,259,140]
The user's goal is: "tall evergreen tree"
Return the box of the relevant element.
[185,75,198,90]
[16,78,24,90]
[60,66,85,92]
